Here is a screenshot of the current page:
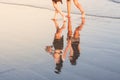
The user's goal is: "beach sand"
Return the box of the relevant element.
[0,3,120,80]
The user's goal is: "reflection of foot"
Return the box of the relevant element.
[51,18,57,21]
[66,15,71,18]
[81,12,85,18]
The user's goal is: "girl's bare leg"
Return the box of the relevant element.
[73,0,85,18]
[53,2,66,21]
[66,0,71,18]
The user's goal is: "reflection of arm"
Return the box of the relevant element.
[59,21,66,31]
[62,40,71,60]
[53,20,66,33]
[69,44,73,57]
[62,18,72,60]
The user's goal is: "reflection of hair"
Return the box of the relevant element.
[69,53,80,65]
[67,0,70,1]
[70,56,76,65]
[45,46,53,54]
[54,55,63,74]
[52,0,63,4]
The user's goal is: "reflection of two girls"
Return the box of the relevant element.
[45,19,66,74]
[62,17,85,65]
[52,0,85,21]
[45,17,85,74]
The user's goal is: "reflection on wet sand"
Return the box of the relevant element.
[45,20,66,74]
[45,17,85,74]
[63,17,85,65]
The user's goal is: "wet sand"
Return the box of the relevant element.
[0,3,120,80]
